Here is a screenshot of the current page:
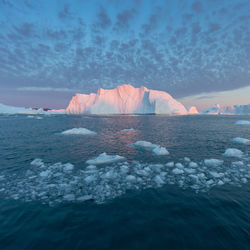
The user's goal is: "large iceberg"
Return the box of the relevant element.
[201,104,250,115]
[66,84,187,115]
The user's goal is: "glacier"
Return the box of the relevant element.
[66,84,188,115]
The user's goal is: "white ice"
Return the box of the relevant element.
[223,148,244,158]
[86,152,126,165]
[232,137,250,145]
[62,128,96,135]
[0,154,249,206]
[133,140,169,156]
[204,159,224,167]
[120,128,135,132]
[152,146,169,156]
[235,120,250,125]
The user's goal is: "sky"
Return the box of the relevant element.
[0,0,249,109]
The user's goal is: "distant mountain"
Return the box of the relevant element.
[201,104,250,115]
[66,84,188,115]
[0,103,65,115]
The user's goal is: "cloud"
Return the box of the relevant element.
[195,95,216,100]
[191,1,202,13]
[13,23,34,37]
[96,6,111,29]
[17,87,77,92]
[114,8,136,30]
[58,3,72,20]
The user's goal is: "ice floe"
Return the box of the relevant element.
[223,148,244,158]
[133,141,169,156]
[235,120,250,125]
[204,159,224,167]
[62,128,96,135]
[152,146,169,156]
[232,137,250,145]
[86,152,126,165]
[120,128,135,132]
[0,155,249,205]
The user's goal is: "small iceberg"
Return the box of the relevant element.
[86,152,126,165]
[62,128,96,135]
[152,146,169,156]
[232,137,250,145]
[133,140,169,156]
[223,148,244,158]
[120,128,135,132]
[133,141,158,150]
[235,120,250,125]
[204,159,224,167]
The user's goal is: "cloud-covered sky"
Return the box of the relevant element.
[0,0,249,108]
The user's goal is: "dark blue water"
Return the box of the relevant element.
[0,114,249,249]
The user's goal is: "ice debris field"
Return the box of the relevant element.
[0,147,249,206]
[0,120,249,206]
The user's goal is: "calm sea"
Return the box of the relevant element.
[0,114,249,249]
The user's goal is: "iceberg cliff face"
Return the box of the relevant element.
[66,84,187,115]
[201,104,250,115]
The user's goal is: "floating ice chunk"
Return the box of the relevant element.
[126,175,136,182]
[218,180,224,185]
[209,171,221,178]
[86,152,126,165]
[120,165,129,174]
[204,159,224,167]
[62,128,96,135]
[175,163,184,169]
[152,146,169,156]
[133,141,158,150]
[189,162,198,168]
[27,115,34,118]
[154,175,165,185]
[241,178,247,183]
[133,141,169,156]
[84,175,97,184]
[223,148,244,158]
[184,157,191,162]
[232,137,250,145]
[235,120,250,125]
[63,163,74,172]
[232,161,244,167]
[165,162,174,167]
[184,168,196,174]
[40,170,50,178]
[86,165,96,170]
[77,195,93,201]
[64,194,75,201]
[36,116,43,120]
[31,158,44,167]
[172,168,184,174]
[206,179,214,185]
[120,128,135,132]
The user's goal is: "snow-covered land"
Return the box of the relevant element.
[66,84,188,115]
[0,103,65,115]
[201,104,250,115]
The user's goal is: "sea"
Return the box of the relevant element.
[0,114,249,249]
